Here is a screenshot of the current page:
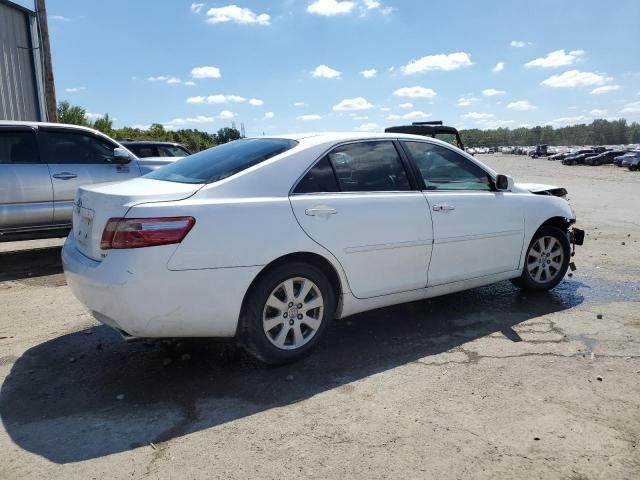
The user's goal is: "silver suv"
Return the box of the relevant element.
[0,122,178,241]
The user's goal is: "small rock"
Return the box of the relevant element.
[181,353,191,361]
[162,358,173,366]
[534,437,540,441]
[69,357,76,363]
[627,233,631,237]
[116,394,125,401]
[285,375,294,381]
[621,242,626,246]
[597,375,603,382]
[568,272,573,277]
[597,314,603,319]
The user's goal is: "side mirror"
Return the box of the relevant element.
[111,147,131,165]
[495,174,514,191]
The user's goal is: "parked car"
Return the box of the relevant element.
[63,132,583,364]
[548,152,568,161]
[615,151,640,168]
[620,151,640,171]
[0,122,180,241]
[530,145,551,158]
[584,150,627,166]
[562,149,597,165]
[119,141,192,159]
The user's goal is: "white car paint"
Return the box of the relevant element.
[63,132,578,339]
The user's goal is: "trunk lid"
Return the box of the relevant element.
[72,177,202,261]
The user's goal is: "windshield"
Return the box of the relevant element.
[145,138,298,184]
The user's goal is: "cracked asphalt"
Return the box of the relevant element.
[1,155,639,479]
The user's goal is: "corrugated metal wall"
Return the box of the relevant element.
[0,2,41,121]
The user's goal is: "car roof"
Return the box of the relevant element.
[0,120,105,135]
[120,140,185,146]
[270,131,457,146]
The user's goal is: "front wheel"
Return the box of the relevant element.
[239,262,336,365]
[511,226,570,291]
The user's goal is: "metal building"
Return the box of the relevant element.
[0,0,48,121]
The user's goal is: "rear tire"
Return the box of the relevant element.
[239,262,336,365]
[511,226,570,291]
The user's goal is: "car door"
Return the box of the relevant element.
[401,140,524,287]
[39,128,140,225]
[289,140,433,299]
[0,127,53,231]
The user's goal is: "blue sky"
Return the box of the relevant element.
[48,0,640,135]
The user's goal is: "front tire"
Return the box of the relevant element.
[511,226,570,291]
[239,262,336,365]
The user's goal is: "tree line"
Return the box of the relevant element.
[57,101,240,152]
[461,119,640,148]
[58,101,640,151]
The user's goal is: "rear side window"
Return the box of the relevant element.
[146,138,298,184]
[294,157,339,194]
[327,141,410,192]
[0,130,39,164]
[40,130,117,164]
[157,145,191,157]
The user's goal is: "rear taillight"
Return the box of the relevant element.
[100,217,195,250]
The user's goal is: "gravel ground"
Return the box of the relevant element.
[0,155,639,479]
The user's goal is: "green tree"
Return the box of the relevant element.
[57,101,88,126]
[215,127,241,144]
[92,114,113,135]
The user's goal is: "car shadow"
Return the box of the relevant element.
[1,279,587,464]
[0,247,62,281]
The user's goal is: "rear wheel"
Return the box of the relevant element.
[239,262,336,365]
[511,226,570,291]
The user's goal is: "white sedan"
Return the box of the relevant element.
[62,133,583,364]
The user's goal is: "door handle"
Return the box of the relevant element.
[52,172,78,180]
[305,206,337,216]
[432,204,455,212]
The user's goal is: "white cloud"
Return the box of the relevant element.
[298,114,323,121]
[393,86,436,98]
[355,122,381,131]
[353,115,368,120]
[85,112,102,121]
[403,111,431,120]
[525,49,585,69]
[184,81,196,86]
[206,5,270,25]
[191,3,205,13]
[399,102,413,109]
[379,107,391,112]
[546,115,589,126]
[457,96,478,106]
[481,119,516,128]
[482,88,505,96]
[191,66,222,79]
[264,111,275,119]
[64,87,85,93]
[147,75,169,82]
[461,112,494,120]
[307,0,355,16]
[311,64,342,79]
[50,15,70,21]
[621,101,640,114]
[590,85,620,95]
[507,100,536,111]
[590,109,608,116]
[333,97,373,111]
[360,0,393,15]
[164,115,215,126]
[387,66,395,72]
[294,102,306,107]
[360,68,377,78]
[386,114,401,120]
[249,98,264,106]
[510,40,531,48]
[541,70,612,88]
[167,77,181,84]
[363,0,380,9]
[218,110,236,119]
[492,62,504,73]
[401,52,472,74]
[186,94,246,104]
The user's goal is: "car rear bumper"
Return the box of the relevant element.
[62,234,261,338]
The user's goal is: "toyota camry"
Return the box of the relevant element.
[63,132,583,364]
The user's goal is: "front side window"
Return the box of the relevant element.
[326,141,410,192]
[146,138,298,184]
[41,130,116,164]
[404,141,492,191]
[126,145,157,158]
[0,130,39,164]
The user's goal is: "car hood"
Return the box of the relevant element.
[514,183,567,197]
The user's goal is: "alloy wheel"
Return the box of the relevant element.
[526,236,565,284]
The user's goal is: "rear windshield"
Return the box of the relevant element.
[145,138,298,184]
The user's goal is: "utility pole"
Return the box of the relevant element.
[35,0,57,122]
